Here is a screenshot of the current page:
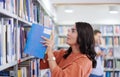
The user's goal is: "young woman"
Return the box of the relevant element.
[40,22,97,77]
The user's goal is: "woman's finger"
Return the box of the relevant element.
[40,41,51,45]
[41,36,49,41]
[50,31,54,40]
[44,43,51,47]
[40,41,46,44]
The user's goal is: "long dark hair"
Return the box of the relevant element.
[63,22,97,68]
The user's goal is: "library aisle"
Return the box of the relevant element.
[0,0,120,77]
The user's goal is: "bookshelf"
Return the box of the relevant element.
[100,25,120,77]
[55,25,71,49]
[0,0,55,77]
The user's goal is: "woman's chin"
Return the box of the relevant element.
[66,41,70,45]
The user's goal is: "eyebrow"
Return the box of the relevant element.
[71,28,76,30]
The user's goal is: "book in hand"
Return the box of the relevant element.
[24,23,52,59]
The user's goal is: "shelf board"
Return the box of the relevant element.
[0,61,17,71]
[18,17,32,26]
[114,34,120,36]
[102,34,114,36]
[114,68,120,71]
[18,56,35,63]
[114,57,120,59]
[104,57,114,60]
[0,56,35,71]
[114,45,120,48]
[0,8,17,19]
[100,45,113,48]
[104,68,114,71]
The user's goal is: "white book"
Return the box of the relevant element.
[0,20,2,65]
[2,18,15,63]
[16,27,21,61]
[6,24,12,63]
[21,67,27,77]
[1,24,7,64]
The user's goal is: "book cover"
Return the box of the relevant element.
[24,23,52,59]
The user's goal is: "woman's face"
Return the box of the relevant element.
[66,25,78,46]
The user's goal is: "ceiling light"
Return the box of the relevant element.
[64,7,74,13]
[64,9,73,13]
[109,6,119,14]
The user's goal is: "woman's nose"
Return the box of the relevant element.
[68,28,70,32]
[67,29,70,35]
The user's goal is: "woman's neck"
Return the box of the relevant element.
[71,45,80,53]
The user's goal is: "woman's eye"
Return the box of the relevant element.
[72,30,75,32]
[71,29,76,32]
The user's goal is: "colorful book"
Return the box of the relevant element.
[24,23,52,58]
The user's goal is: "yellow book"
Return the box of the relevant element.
[18,70,22,77]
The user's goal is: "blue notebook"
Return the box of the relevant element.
[24,23,52,58]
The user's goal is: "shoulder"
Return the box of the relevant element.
[73,56,92,74]
[74,55,92,67]
[53,49,66,58]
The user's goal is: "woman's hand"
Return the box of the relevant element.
[41,32,54,54]
[41,32,57,71]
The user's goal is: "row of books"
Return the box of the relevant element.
[16,24,29,61]
[58,37,66,45]
[115,59,120,69]
[0,70,14,76]
[18,59,39,77]
[0,18,16,65]
[104,71,120,77]
[101,46,120,58]
[101,47,120,58]
[57,25,120,36]
[100,25,120,35]
[104,59,113,68]
[0,0,52,26]
[101,36,120,46]
[114,47,120,58]
[0,59,40,77]
[104,59,120,69]
[17,0,53,27]
[0,17,34,65]
[0,0,16,14]
[103,47,113,57]
[0,16,54,65]
[58,26,70,36]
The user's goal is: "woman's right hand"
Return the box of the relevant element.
[41,32,54,54]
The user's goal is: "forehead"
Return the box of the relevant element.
[96,33,101,36]
[71,25,76,29]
